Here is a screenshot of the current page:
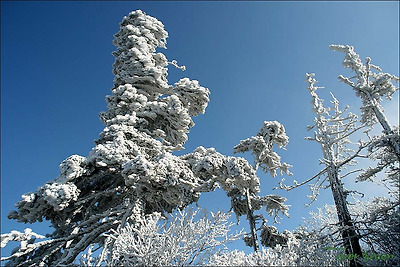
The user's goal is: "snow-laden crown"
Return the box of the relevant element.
[234,121,291,176]
[330,45,399,125]
[100,10,210,150]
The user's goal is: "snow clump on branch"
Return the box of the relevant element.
[234,121,292,176]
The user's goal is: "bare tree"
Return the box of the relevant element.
[279,73,369,266]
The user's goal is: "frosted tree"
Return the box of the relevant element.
[330,44,399,201]
[329,46,399,264]
[1,10,209,266]
[178,136,291,253]
[0,10,209,266]
[232,121,292,251]
[329,45,399,159]
[278,73,370,267]
[1,10,289,266]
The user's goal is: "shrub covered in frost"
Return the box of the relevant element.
[80,208,242,266]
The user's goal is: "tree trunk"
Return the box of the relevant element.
[246,188,259,252]
[329,166,363,267]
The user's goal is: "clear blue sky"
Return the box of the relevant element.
[1,1,399,257]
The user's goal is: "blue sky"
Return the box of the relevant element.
[1,1,399,257]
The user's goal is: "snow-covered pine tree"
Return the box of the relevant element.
[1,10,290,266]
[2,10,210,266]
[233,121,292,251]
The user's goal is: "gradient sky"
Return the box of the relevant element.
[1,1,399,258]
